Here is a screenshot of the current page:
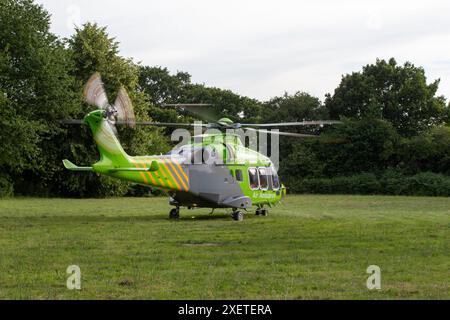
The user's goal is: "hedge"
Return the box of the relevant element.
[290,172,450,196]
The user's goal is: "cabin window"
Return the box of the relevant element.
[248,168,259,190]
[258,167,269,190]
[235,169,243,182]
[271,167,280,189]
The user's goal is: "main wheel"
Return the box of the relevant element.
[232,211,244,221]
[169,208,180,219]
[261,208,268,216]
[255,209,261,216]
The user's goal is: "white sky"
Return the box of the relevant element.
[36,0,450,102]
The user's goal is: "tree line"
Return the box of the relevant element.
[1,0,449,197]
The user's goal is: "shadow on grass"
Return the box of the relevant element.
[0,212,252,223]
[178,212,232,221]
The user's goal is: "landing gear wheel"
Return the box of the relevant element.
[261,209,268,216]
[255,209,262,216]
[232,210,244,221]
[169,208,180,219]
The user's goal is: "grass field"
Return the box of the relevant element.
[0,195,448,299]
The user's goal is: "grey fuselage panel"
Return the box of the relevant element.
[171,164,251,209]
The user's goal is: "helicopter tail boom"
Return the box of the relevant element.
[63,110,132,175]
[63,110,190,191]
[86,110,131,165]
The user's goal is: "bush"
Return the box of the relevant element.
[289,171,450,196]
[397,126,450,175]
[0,175,14,197]
[315,118,400,176]
[403,172,450,196]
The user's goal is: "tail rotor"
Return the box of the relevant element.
[81,72,135,134]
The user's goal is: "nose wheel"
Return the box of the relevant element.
[232,210,244,221]
[169,207,180,219]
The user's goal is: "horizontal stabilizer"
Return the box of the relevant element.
[62,159,93,171]
[109,167,151,172]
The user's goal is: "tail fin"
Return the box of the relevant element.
[84,110,130,172]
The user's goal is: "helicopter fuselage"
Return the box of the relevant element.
[112,136,285,210]
[63,110,285,215]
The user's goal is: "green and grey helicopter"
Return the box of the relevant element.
[63,73,339,221]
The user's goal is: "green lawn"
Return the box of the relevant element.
[0,195,448,299]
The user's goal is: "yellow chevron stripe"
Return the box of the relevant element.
[137,162,158,185]
[173,158,189,184]
[151,167,167,188]
[158,163,174,189]
[164,160,188,191]
[146,167,158,186]
[160,162,180,190]
[130,162,148,184]
[135,164,148,184]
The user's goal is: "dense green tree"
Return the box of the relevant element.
[137,66,191,125]
[138,66,191,105]
[0,0,76,196]
[261,92,329,178]
[59,23,169,197]
[278,140,324,190]
[397,126,450,175]
[447,102,450,125]
[182,84,262,123]
[138,66,263,124]
[263,92,328,123]
[325,58,448,136]
[313,118,400,176]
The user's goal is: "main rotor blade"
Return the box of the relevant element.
[60,119,207,127]
[83,72,109,109]
[245,127,317,138]
[162,103,218,122]
[128,121,207,127]
[161,103,212,107]
[114,86,135,127]
[241,120,342,127]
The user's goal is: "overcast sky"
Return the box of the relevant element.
[36,0,450,102]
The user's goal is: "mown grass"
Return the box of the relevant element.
[0,195,448,299]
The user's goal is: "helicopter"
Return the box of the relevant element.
[63,73,340,221]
